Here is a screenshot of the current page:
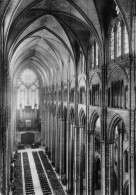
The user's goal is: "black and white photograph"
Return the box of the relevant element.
[0,0,135,194]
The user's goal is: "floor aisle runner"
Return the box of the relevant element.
[27,151,43,195]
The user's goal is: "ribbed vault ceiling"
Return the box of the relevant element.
[0,0,130,87]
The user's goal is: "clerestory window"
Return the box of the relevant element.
[117,22,121,57]
[91,41,99,69]
[109,21,129,62]
[124,25,129,54]
[110,28,114,60]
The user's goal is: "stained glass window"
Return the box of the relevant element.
[95,117,100,130]
[20,69,37,86]
[117,22,121,57]
[17,69,39,109]
[96,43,99,66]
[92,44,94,68]
[111,28,114,60]
[124,25,129,54]
[115,5,120,15]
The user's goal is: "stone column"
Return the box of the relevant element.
[55,83,59,168]
[109,142,114,195]
[51,84,55,162]
[61,118,65,176]
[118,81,121,108]
[56,116,60,175]
[123,82,126,109]
[129,111,135,195]
[49,114,53,159]
[59,77,63,179]
[12,87,17,152]
[118,129,123,195]
[41,110,45,146]
[101,61,109,195]
[129,3,136,195]
[88,131,94,195]
[74,48,80,195]
[59,118,63,179]
[73,124,77,195]
[101,26,109,192]
[67,122,74,192]
[54,115,58,167]
[66,61,70,191]
[41,88,45,146]
[48,112,50,153]
[66,120,70,191]
[74,76,78,195]
[76,126,82,195]
[51,114,55,164]
[101,140,106,195]
[110,84,112,107]
[86,44,91,195]
[45,112,49,148]
[85,130,89,195]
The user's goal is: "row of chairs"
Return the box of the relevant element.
[38,151,66,195]
[12,153,23,195]
[23,152,35,195]
[32,151,52,195]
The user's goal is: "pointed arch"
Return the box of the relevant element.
[90,72,102,86]
[108,113,127,142]
[108,65,128,85]
[90,111,99,132]
[79,109,86,127]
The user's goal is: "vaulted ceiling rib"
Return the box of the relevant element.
[3,0,107,87]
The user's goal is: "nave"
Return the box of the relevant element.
[0,0,136,194]
[11,149,66,195]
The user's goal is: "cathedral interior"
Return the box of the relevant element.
[0,0,136,195]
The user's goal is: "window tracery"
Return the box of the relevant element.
[124,26,129,54]
[117,22,121,57]
[108,80,128,109]
[90,84,100,106]
[81,53,86,73]
[110,28,114,60]
[92,44,94,68]
[90,41,99,69]
[94,117,101,154]
[109,21,129,61]
[17,69,39,109]
[96,43,99,66]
